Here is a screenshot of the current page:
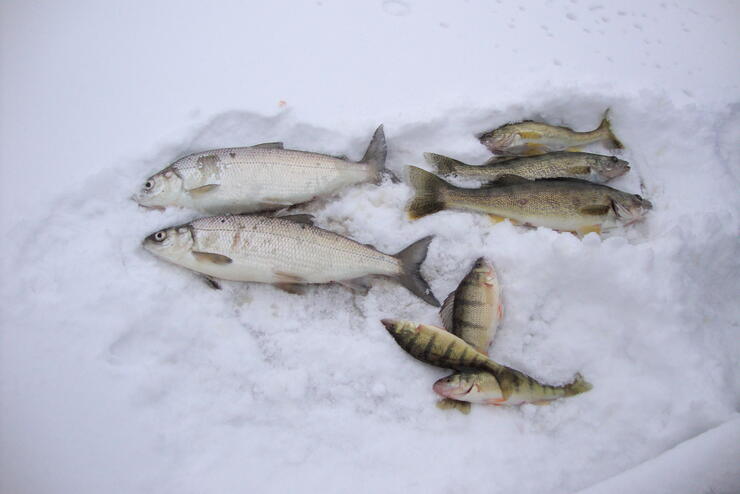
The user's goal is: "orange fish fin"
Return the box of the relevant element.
[575,225,602,237]
[489,214,508,224]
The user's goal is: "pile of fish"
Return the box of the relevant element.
[407,111,652,236]
[382,258,591,413]
[133,110,650,412]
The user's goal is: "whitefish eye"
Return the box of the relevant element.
[144,181,153,190]
[154,231,166,241]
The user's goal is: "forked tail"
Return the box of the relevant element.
[406,166,449,220]
[563,372,593,397]
[598,109,624,150]
[361,124,398,183]
[393,235,440,307]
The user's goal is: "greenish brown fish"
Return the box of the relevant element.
[477,110,623,156]
[433,369,592,406]
[425,151,630,184]
[406,166,652,236]
[380,319,589,402]
[439,257,502,355]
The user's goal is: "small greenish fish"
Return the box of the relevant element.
[143,215,440,306]
[425,151,630,184]
[433,370,592,406]
[134,125,394,214]
[477,110,623,156]
[439,257,502,355]
[406,166,652,236]
[380,319,588,402]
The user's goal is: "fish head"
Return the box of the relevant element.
[433,373,478,400]
[133,168,183,209]
[470,257,497,285]
[612,194,653,226]
[478,127,518,154]
[592,156,630,181]
[142,225,194,261]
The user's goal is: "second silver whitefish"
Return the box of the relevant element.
[142,214,440,306]
[134,125,392,214]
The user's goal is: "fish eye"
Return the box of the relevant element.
[154,231,166,242]
[144,180,153,190]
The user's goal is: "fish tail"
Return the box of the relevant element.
[563,372,593,397]
[599,109,624,150]
[393,235,440,307]
[423,152,469,176]
[361,124,397,183]
[406,166,449,219]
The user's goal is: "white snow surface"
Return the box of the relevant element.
[1,1,739,493]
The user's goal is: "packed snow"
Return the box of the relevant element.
[1,1,738,493]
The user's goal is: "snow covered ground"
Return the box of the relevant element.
[1,1,738,493]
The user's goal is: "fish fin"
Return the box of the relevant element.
[566,146,583,152]
[485,397,507,405]
[406,166,449,220]
[439,290,456,331]
[423,153,469,175]
[202,276,222,290]
[274,271,305,284]
[579,205,611,216]
[532,399,552,406]
[564,373,593,397]
[337,276,373,295]
[278,214,315,226]
[599,109,624,150]
[568,165,591,175]
[518,131,542,139]
[486,174,530,186]
[273,271,307,294]
[489,214,508,224]
[522,143,546,155]
[360,124,396,183]
[192,251,233,264]
[274,283,306,295]
[188,184,220,196]
[393,235,440,307]
[575,225,602,237]
[436,398,471,414]
[250,142,284,149]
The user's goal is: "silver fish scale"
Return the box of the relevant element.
[174,148,370,198]
[188,215,401,283]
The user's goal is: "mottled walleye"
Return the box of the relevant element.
[134,125,392,214]
[406,167,652,236]
[478,111,623,156]
[380,320,591,404]
[143,214,440,306]
[425,151,630,184]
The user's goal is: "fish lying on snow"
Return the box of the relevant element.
[439,257,502,355]
[478,110,623,156]
[380,320,591,406]
[425,151,630,184]
[406,166,652,235]
[436,257,503,413]
[143,214,440,306]
[134,125,392,214]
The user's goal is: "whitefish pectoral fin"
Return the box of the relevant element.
[192,251,233,264]
[188,184,220,196]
